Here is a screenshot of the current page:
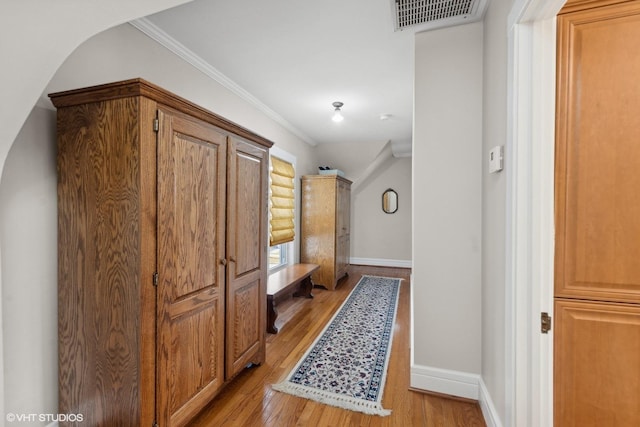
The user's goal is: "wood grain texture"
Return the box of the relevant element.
[138,96,159,427]
[559,0,635,14]
[225,137,268,379]
[555,1,640,304]
[554,300,640,426]
[49,78,274,150]
[156,107,227,427]
[555,2,640,425]
[54,80,271,427]
[267,264,320,297]
[266,264,319,334]
[57,97,144,426]
[300,175,352,290]
[188,266,486,427]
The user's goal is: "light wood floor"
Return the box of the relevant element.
[189,265,486,426]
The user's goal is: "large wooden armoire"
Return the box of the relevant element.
[554,1,640,425]
[50,79,271,427]
[300,175,351,290]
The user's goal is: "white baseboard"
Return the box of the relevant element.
[478,377,503,427]
[350,257,412,268]
[410,364,480,400]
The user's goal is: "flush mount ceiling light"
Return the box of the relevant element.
[332,101,344,123]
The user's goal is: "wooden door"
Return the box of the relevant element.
[301,176,337,289]
[225,137,268,378]
[335,179,350,279]
[555,1,640,425]
[156,107,227,427]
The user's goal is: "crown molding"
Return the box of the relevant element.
[129,18,317,146]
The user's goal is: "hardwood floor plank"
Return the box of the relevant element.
[189,266,486,426]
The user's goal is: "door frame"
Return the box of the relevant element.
[506,0,565,426]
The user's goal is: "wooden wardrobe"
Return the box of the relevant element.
[51,79,271,427]
[300,175,351,290]
[554,1,640,425]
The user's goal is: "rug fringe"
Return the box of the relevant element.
[272,382,392,417]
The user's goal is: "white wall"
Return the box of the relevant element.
[314,140,388,182]
[351,157,412,265]
[481,0,513,422]
[0,0,193,184]
[314,140,412,266]
[0,106,58,423]
[411,21,483,396]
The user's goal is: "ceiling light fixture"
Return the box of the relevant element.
[332,101,344,123]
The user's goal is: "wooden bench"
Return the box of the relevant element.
[267,263,319,334]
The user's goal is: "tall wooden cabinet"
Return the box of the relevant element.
[50,79,271,427]
[554,1,640,425]
[300,175,351,290]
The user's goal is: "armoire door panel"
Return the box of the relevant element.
[555,2,640,304]
[172,131,221,300]
[232,151,262,276]
[228,279,262,365]
[169,303,223,414]
[336,179,350,238]
[225,137,267,379]
[157,107,227,427]
[554,300,640,426]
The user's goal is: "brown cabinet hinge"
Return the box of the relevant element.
[541,312,552,333]
[153,272,158,287]
[153,118,159,132]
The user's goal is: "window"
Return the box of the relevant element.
[269,156,295,246]
[269,153,296,271]
[269,243,288,270]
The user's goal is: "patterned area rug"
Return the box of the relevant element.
[272,275,402,416]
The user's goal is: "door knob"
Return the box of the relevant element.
[220,259,227,266]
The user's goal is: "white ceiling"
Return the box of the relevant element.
[142,0,485,149]
[142,0,415,148]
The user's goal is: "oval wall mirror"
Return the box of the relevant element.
[382,188,398,214]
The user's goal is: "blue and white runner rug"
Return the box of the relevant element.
[272,275,402,416]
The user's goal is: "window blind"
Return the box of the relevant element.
[269,156,295,246]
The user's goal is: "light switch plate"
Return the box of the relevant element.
[489,146,503,173]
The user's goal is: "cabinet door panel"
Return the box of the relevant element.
[232,150,262,276]
[336,181,351,278]
[168,303,223,419]
[225,137,267,378]
[554,300,640,426]
[555,3,640,304]
[157,107,227,427]
[336,179,350,239]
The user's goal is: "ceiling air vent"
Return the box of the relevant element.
[392,0,488,32]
